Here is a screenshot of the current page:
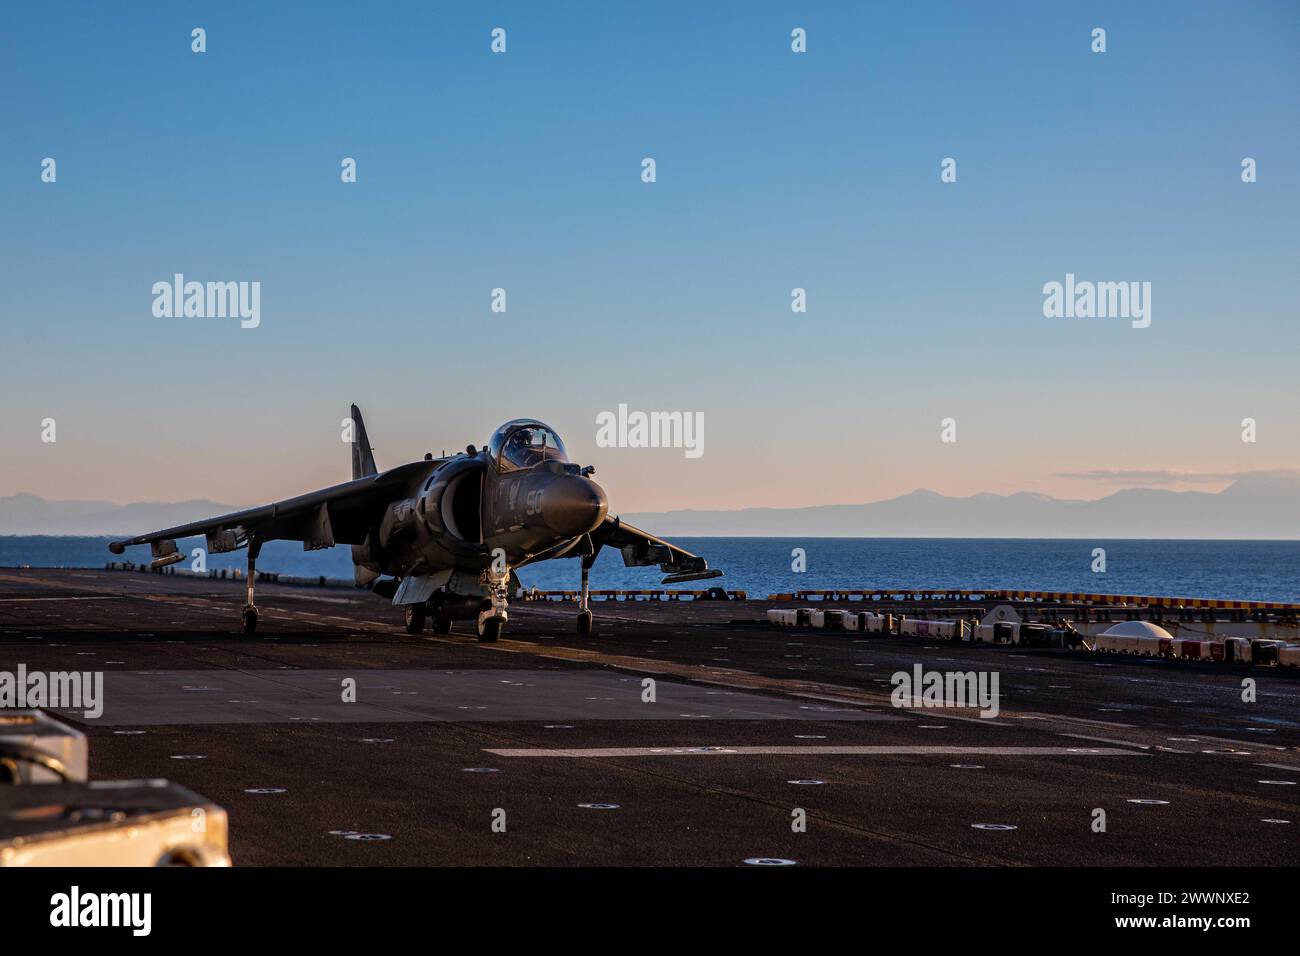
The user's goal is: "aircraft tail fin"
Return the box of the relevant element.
[350,404,378,479]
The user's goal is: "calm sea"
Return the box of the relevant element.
[2,536,1297,602]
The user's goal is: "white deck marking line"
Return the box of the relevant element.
[1058,733,1151,749]
[0,596,121,602]
[483,745,1144,758]
[1196,734,1288,752]
[1025,712,1136,729]
[1255,763,1299,773]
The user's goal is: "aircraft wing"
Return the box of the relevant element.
[593,517,723,584]
[107,461,428,560]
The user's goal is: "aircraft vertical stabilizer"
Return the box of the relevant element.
[351,404,378,480]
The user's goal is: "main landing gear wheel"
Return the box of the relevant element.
[404,604,427,634]
[477,616,504,643]
[241,606,258,634]
[576,609,593,635]
[431,616,451,635]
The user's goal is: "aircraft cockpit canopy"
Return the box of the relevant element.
[489,420,569,472]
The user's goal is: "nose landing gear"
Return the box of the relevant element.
[477,615,503,643]
[476,561,510,643]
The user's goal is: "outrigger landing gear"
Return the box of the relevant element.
[241,539,261,634]
[476,561,510,643]
[576,554,595,635]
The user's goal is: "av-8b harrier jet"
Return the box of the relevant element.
[109,406,721,641]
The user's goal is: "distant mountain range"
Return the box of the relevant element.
[0,493,236,537]
[622,472,1300,539]
[2,471,1297,539]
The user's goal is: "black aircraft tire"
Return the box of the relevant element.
[241,606,258,635]
[576,610,593,635]
[478,617,503,643]
[404,604,427,634]
[431,616,452,634]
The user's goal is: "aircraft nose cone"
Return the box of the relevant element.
[542,476,608,537]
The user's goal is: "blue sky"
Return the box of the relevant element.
[2,2,1298,511]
